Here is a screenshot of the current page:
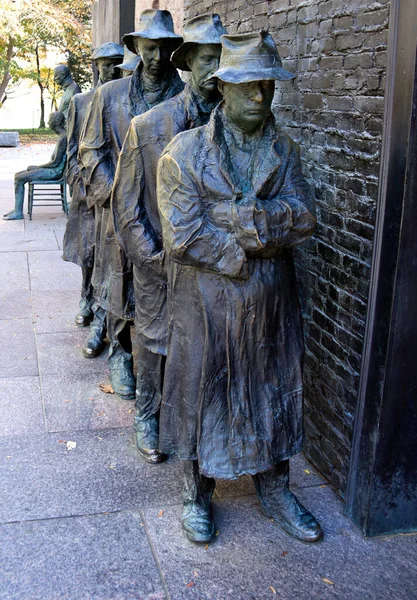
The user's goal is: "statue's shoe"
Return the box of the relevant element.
[3,211,23,220]
[261,488,323,543]
[182,502,216,544]
[82,326,106,358]
[135,415,166,464]
[109,354,135,400]
[75,307,94,327]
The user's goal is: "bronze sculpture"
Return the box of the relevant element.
[112,14,226,463]
[62,43,124,328]
[3,111,67,221]
[157,32,323,544]
[78,9,183,399]
[118,48,141,78]
[53,65,81,124]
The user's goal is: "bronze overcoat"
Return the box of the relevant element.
[112,85,217,353]
[79,63,184,319]
[157,105,316,480]
[62,89,95,267]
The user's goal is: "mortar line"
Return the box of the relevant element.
[140,508,172,600]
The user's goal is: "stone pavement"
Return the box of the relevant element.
[0,145,416,600]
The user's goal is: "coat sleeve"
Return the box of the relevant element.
[66,96,79,187]
[78,88,113,208]
[157,152,247,279]
[232,144,316,255]
[112,121,163,272]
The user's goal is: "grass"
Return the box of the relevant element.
[1,128,56,145]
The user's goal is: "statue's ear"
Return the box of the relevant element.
[217,80,225,96]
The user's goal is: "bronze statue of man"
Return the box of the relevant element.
[3,111,67,221]
[112,14,226,463]
[62,43,124,328]
[78,10,183,399]
[53,65,81,123]
[157,32,323,544]
[118,48,141,78]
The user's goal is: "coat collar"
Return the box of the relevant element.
[128,61,184,118]
[208,103,282,196]
[182,84,221,129]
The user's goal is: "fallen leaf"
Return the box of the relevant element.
[6,456,12,459]
[322,578,334,586]
[270,586,277,595]
[193,571,199,577]
[97,436,103,440]
[204,544,209,551]
[58,439,67,444]
[66,441,77,451]
[128,408,134,413]
[75,344,81,348]
[99,383,114,394]
[281,551,288,557]
[186,582,194,588]
[304,469,311,474]
[158,510,164,517]
[320,484,327,488]
[215,530,220,537]
[64,400,71,403]
[108,464,116,469]
[97,411,105,417]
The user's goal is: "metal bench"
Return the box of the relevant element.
[27,178,69,220]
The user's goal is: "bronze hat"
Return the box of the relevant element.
[171,13,227,72]
[213,31,295,83]
[92,42,124,61]
[118,47,141,72]
[122,9,183,55]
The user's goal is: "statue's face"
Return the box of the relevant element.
[221,80,275,133]
[96,57,122,83]
[187,44,222,100]
[53,68,66,86]
[134,37,175,77]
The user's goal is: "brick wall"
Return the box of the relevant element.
[183,0,390,495]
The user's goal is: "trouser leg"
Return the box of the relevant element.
[82,304,107,358]
[182,460,216,543]
[134,343,166,463]
[75,267,94,326]
[107,314,135,400]
[3,172,27,219]
[252,460,323,543]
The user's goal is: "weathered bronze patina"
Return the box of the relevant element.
[62,43,124,329]
[4,111,67,221]
[78,9,183,399]
[157,32,323,544]
[53,65,81,124]
[118,47,141,78]
[112,14,226,463]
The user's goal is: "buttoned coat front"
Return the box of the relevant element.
[79,64,184,319]
[62,89,95,267]
[157,106,316,480]
[112,85,218,353]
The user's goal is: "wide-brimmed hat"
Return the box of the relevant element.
[118,47,141,72]
[92,42,124,61]
[213,31,295,83]
[122,9,183,55]
[171,14,227,72]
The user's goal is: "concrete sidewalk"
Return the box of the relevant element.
[0,145,416,600]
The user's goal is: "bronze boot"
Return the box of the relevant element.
[182,461,216,544]
[108,352,135,400]
[134,413,166,464]
[82,314,107,358]
[253,460,323,543]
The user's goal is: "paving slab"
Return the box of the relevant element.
[0,318,38,378]
[0,251,30,292]
[36,330,109,377]
[42,371,134,433]
[0,288,32,320]
[28,250,80,291]
[0,231,59,252]
[0,429,183,523]
[0,510,166,600]
[0,376,44,436]
[32,289,81,334]
[142,486,417,600]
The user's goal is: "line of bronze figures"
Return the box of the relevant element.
[9,10,324,545]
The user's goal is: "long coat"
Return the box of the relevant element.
[62,89,95,267]
[59,80,81,123]
[79,63,184,319]
[112,85,218,353]
[157,106,316,480]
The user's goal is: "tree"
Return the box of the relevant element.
[0,0,92,122]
